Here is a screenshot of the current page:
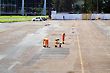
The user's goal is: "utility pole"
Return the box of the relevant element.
[42,0,46,15]
[21,0,24,16]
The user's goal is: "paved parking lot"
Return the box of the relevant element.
[0,20,110,73]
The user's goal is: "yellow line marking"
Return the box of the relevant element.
[76,27,85,73]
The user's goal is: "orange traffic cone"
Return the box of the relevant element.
[45,38,49,47]
[43,38,49,48]
[43,39,46,47]
[61,33,65,44]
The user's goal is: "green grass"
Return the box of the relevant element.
[0,16,48,23]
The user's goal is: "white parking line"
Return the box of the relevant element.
[8,61,21,70]
[0,55,6,60]
[75,23,85,73]
[76,32,85,73]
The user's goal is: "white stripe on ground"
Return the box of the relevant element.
[8,61,21,70]
[76,24,85,73]
[0,55,6,60]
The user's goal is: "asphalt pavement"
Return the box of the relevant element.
[0,20,110,73]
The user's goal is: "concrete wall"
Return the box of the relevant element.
[51,12,110,20]
[91,14,110,20]
[51,13,82,20]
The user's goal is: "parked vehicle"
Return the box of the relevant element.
[32,17,47,21]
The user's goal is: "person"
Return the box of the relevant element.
[63,16,65,20]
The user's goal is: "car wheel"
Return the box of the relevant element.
[33,20,35,21]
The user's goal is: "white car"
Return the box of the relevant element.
[32,17,43,21]
[32,17,47,21]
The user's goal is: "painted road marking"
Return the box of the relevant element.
[76,27,85,73]
[0,55,6,60]
[8,61,21,70]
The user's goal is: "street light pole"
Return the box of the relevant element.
[42,0,46,15]
[21,0,24,16]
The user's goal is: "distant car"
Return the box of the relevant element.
[32,17,47,21]
[69,12,74,14]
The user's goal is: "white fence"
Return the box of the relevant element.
[51,13,110,20]
[91,14,110,20]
